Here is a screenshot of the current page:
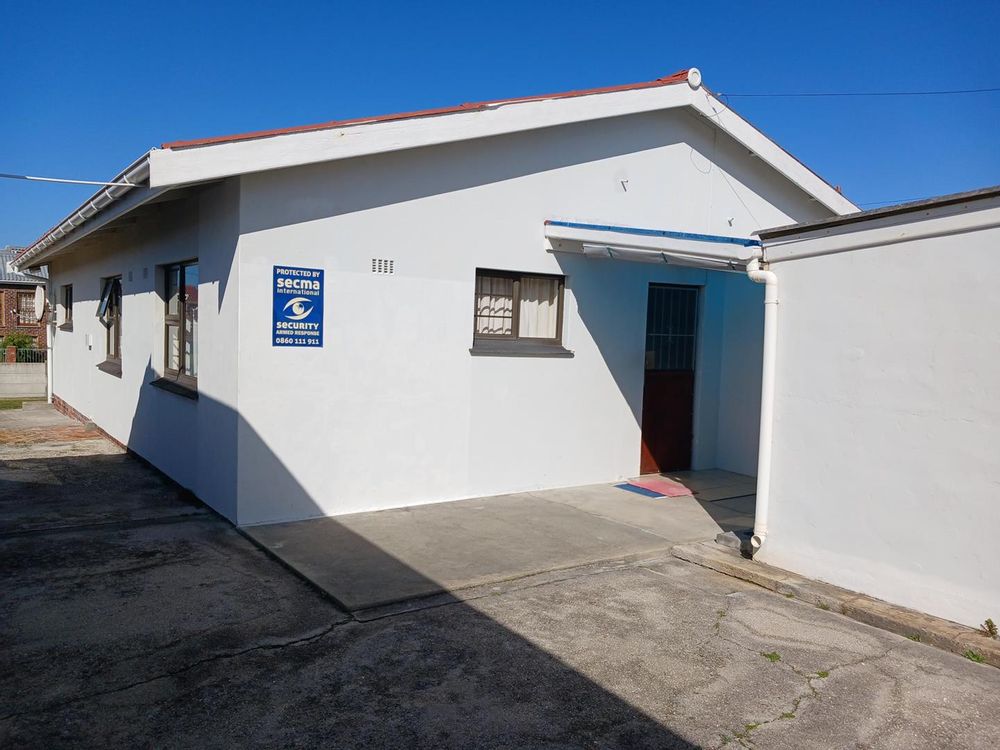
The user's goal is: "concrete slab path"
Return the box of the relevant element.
[4,405,999,749]
[244,481,751,611]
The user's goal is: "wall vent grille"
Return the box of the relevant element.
[371,258,395,274]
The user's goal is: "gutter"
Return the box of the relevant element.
[13,153,151,272]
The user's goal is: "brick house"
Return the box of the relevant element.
[0,245,48,348]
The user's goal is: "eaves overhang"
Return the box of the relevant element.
[13,153,158,271]
[146,74,699,188]
[759,186,1000,263]
[17,68,858,270]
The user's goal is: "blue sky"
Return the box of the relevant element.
[2,0,998,247]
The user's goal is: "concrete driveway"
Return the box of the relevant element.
[3,405,1000,749]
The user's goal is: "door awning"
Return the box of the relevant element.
[544,220,761,272]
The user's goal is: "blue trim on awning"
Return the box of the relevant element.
[545,220,761,248]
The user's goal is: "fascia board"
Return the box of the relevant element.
[764,199,1000,263]
[148,85,694,188]
[688,91,859,217]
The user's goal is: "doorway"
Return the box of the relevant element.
[640,284,699,474]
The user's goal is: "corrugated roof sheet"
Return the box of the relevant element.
[0,245,48,284]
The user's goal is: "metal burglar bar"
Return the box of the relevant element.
[645,285,699,371]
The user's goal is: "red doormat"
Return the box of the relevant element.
[626,476,692,498]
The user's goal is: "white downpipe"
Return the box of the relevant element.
[746,256,778,552]
[46,290,54,404]
[46,325,53,404]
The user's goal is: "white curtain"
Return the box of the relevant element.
[518,277,558,339]
[475,275,514,335]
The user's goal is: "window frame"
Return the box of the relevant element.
[16,291,36,326]
[98,276,123,367]
[60,284,73,329]
[472,269,565,346]
[162,260,198,390]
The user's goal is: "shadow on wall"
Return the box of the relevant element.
[237,109,820,236]
[562,252,767,477]
[111,371,701,746]
[553,252,646,427]
[238,113,687,234]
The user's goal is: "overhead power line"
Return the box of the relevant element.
[720,87,1000,98]
[0,172,138,187]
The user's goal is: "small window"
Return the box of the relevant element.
[474,270,564,343]
[98,276,123,366]
[61,284,73,328]
[163,261,198,388]
[645,284,699,371]
[16,292,35,325]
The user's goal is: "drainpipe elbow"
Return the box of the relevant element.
[746,257,778,303]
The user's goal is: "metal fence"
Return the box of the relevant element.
[10,349,48,364]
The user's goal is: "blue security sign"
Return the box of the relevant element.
[273,265,324,347]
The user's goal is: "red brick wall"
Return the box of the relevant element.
[52,394,89,423]
[0,285,47,348]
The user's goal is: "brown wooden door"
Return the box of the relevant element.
[640,284,699,474]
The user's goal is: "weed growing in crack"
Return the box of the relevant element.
[906,634,921,642]
[780,712,795,720]
[815,670,829,678]
[761,651,781,663]
[964,650,985,663]
[980,618,998,639]
[731,723,760,744]
[816,602,830,611]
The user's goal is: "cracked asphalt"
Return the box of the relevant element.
[3,406,1000,748]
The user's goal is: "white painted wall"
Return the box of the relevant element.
[46,181,241,518]
[716,273,766,476]
[758,200,1000,627]
[233,109,827,524]
[45,107,834,526]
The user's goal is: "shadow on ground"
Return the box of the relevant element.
[4,406,1000,749]
[0,408,701,748]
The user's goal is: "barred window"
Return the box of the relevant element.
[474,270,564,343]
[644,285,699,371]
[16,292,34,324]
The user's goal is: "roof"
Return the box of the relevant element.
[162,70,693,150]
[16,68,859,271]
[0,246,47,284]
[758,185,1000,239]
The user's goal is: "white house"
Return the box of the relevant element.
[753,186,1000,629]
[14,69,855,528]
